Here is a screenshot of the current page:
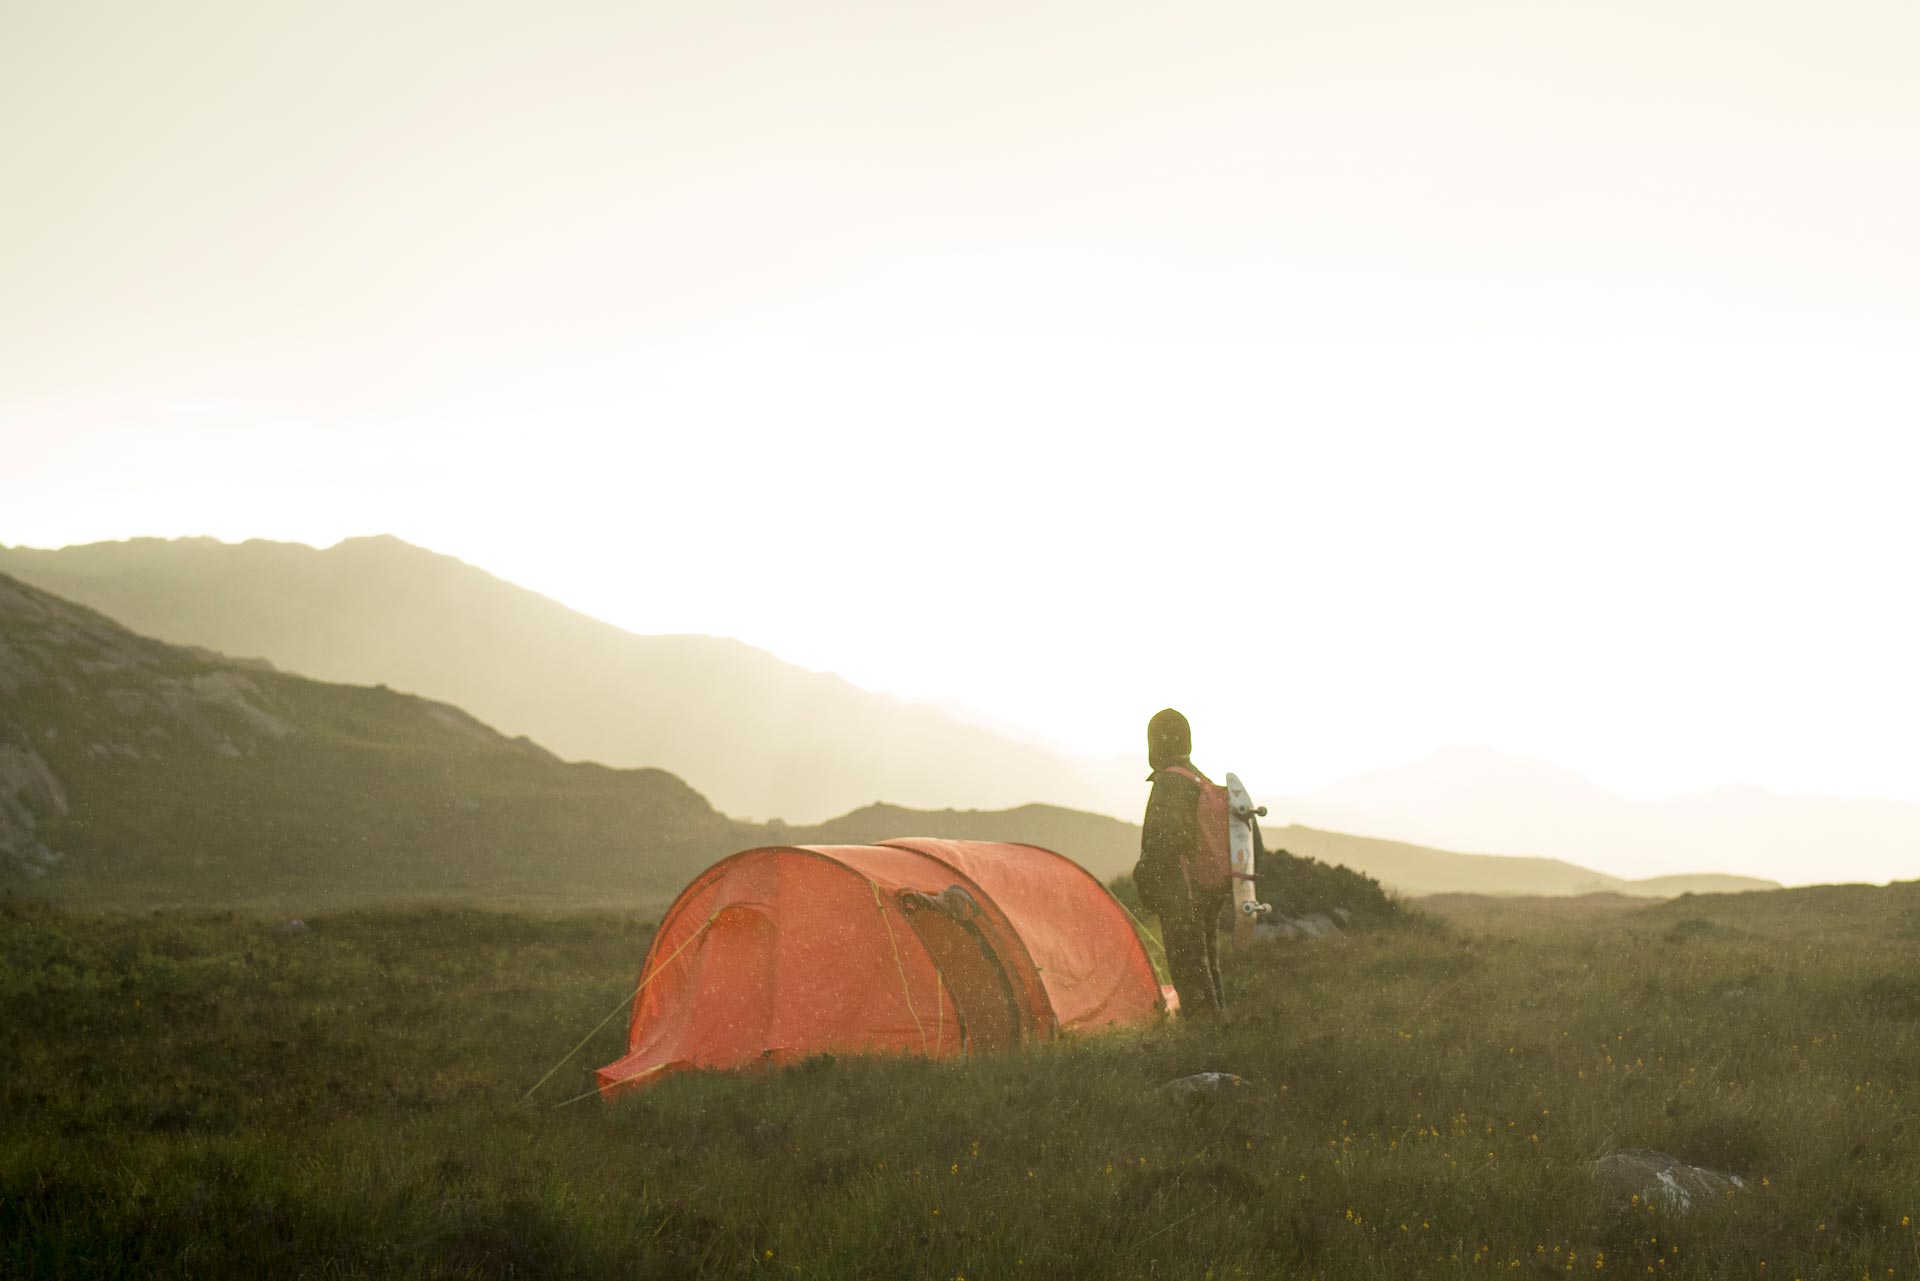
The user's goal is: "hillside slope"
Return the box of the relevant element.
[1625,877,1920,939]
[0,572,754,909]
[0,536,1140,824]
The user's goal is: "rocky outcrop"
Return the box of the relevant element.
[0,634,31,695]
[1,572,308,875]
[1156,1073,1250,1098]
[2,572,301,754]
[1593,1149,1747,1212]
[1253,906,1353,941]
[0,740,68,877]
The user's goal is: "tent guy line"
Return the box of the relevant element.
[519,907,723,1106]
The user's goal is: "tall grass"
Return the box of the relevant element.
[3,894,1917,1278]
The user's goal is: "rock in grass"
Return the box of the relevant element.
[1254,912,1343,941]
[1593,1149,1746,1212]
[270,918,310,937]
[1157,1072,1249,1098]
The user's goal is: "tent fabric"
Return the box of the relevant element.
[877,838,1163,1033]
[595,839,1164,1097]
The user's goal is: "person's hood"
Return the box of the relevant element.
[1147,707,1192,772]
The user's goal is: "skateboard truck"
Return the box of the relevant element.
[1232,804,1268,917]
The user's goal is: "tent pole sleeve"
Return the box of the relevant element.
[869,878,928,1053]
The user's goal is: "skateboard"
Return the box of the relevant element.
[1224,772,1272,944]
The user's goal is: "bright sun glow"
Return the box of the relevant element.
[4,0,1918,886]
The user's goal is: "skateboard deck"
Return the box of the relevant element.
[1223,772,1270,944]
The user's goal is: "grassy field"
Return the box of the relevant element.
[4,885,1918,1279]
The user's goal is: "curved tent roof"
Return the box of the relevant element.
[596,839,1163,1096]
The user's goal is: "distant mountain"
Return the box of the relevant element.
[1270,826,1779,899]
[1270,745,1919,886]
[0,537,1141,824]
[0,571,1158,911]
[0,570,756,909]
[789,805,1781,898]
[790,803,1143,879]
[7,539,1864,890]
[5,573,1773,911]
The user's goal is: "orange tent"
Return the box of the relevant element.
[596,839,1165,1096]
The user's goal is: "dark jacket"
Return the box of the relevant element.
[1139,762,1201,900]
[1137,709,1204,915]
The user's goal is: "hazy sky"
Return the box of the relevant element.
[5,0,1918,806]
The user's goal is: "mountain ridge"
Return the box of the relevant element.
[7,536,1896,887]
[2,567,1782,909]
[0,568,747,907]
[0,536,1143,824]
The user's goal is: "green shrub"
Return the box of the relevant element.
[1255,846,1402,924]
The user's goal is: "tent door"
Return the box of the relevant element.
[899,893,1023,1053]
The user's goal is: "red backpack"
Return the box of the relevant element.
[1159,764,1232,895]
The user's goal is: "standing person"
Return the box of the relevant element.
[1134,708,1228,1016]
